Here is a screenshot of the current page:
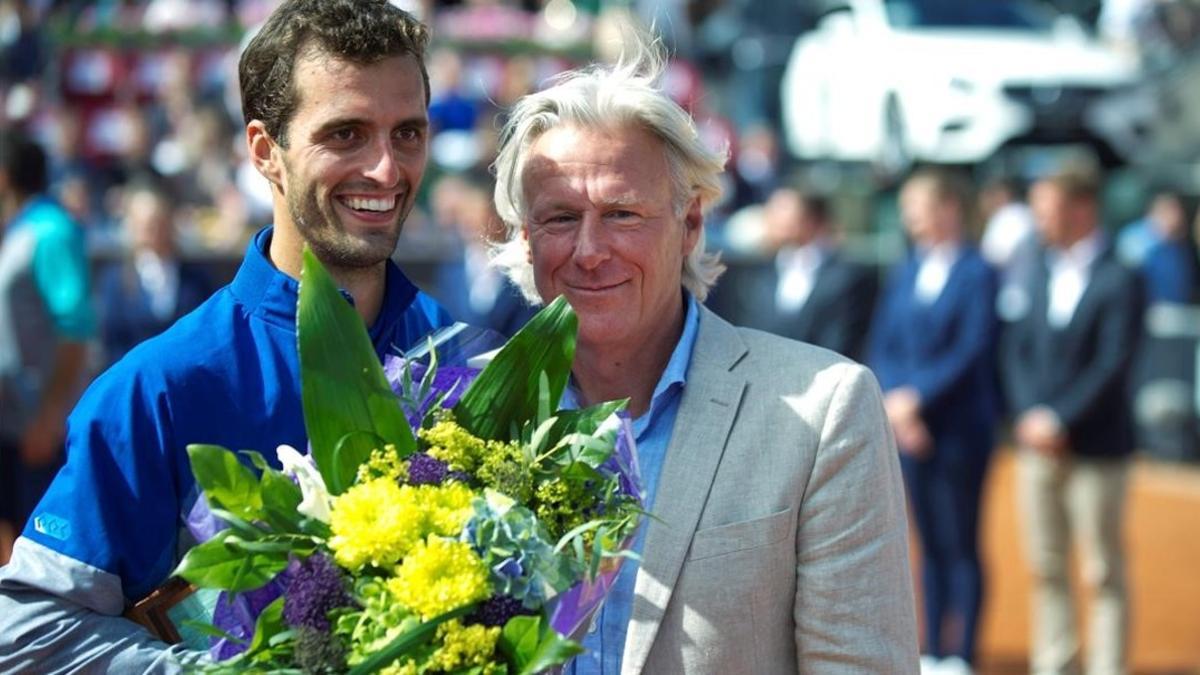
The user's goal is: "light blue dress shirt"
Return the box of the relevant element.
[566,293,700,675]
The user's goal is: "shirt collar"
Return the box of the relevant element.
[776,238,829,274]
[560,291,700,422]
[649,292,700,408]
[229,226,420,351]
[916,240,961,266]
[1051,229,1105,271]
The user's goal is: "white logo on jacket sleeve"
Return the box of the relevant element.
[32,513,72,540]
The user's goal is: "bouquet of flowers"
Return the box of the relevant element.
[172,250,643,674]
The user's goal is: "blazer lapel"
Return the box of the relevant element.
[1061,247,1116,336]
[790,254,833,335]
[621,307,748,674]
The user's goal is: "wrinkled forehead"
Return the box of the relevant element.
[521,125,670,195]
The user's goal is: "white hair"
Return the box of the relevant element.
[490,34,728,303]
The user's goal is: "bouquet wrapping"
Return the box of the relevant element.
[172,250,643,674]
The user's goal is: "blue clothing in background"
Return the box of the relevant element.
[428,91,478,133]
[96,260,215,366]
[21,226,452,601]
[1142,239,1199,304]
[868,246,998,664]
[0,195,95,525]
[2,196,95,341]
[567,294,700,675]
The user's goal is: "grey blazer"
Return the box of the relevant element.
[620,306,919,673]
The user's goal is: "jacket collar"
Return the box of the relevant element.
[622,305,748,673]
[228,227,420,353]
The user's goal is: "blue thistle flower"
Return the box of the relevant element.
[407,452,448,485]
[466,595,531,628]
[283,554,352,632]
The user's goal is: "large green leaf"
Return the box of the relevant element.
[453,296,577,441]
[186,445,262,520]
[498,614,584,675]
[298,248,415,494]
[173,532,291,592]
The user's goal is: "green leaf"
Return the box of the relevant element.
[260,467,304,533]
[246,597,286,656]
[186,444,263,519]
[206,507,269,539]
[298,248,416,494]
[498,614,585,675]
[534,400,626,469]
[240,450,272,473]
[173,532,290,592]
[179,619,246,645]
[346,604,476,675]
[453,296,577,441]
[332,429,386,493]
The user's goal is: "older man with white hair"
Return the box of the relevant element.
[491,37,919,673]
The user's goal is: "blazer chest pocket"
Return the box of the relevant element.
[687,507,793,561]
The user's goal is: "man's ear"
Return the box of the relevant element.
[682,196,703,256]
[522,225,533,264]
[246,121,284,191]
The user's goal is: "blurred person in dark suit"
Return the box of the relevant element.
[96,180,213,367]
[430,173,533,338]
[722,185,876,361]
[869,168,999,675]
[1002,164,1142,675]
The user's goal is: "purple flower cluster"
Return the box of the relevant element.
[283,554,352,632]
[406,452,448,485]
[383,356,480,428]
[467,595,531,628]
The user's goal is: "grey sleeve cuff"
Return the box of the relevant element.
[0,537,205,674]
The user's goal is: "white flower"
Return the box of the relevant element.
[276,444,332,524]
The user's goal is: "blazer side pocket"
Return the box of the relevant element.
[687,507,793,561]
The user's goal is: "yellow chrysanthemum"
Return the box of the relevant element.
[420,419,486,472]
[388,536,490,619]
[328,478,423,571]
[417,482,476,536]
[428,619,502,671]
[328,480,478,573]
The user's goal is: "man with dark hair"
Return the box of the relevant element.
[722,185,877,361]
[0,1,452,670]
[1003,163,1141,675]
[0,134,96,564]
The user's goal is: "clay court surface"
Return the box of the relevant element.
[919,449,1200,674]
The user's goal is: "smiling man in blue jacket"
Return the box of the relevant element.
[0,2,454,671]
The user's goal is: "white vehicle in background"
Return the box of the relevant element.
[780,0,1142,171]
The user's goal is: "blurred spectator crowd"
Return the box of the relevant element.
[4,1,1200,668]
